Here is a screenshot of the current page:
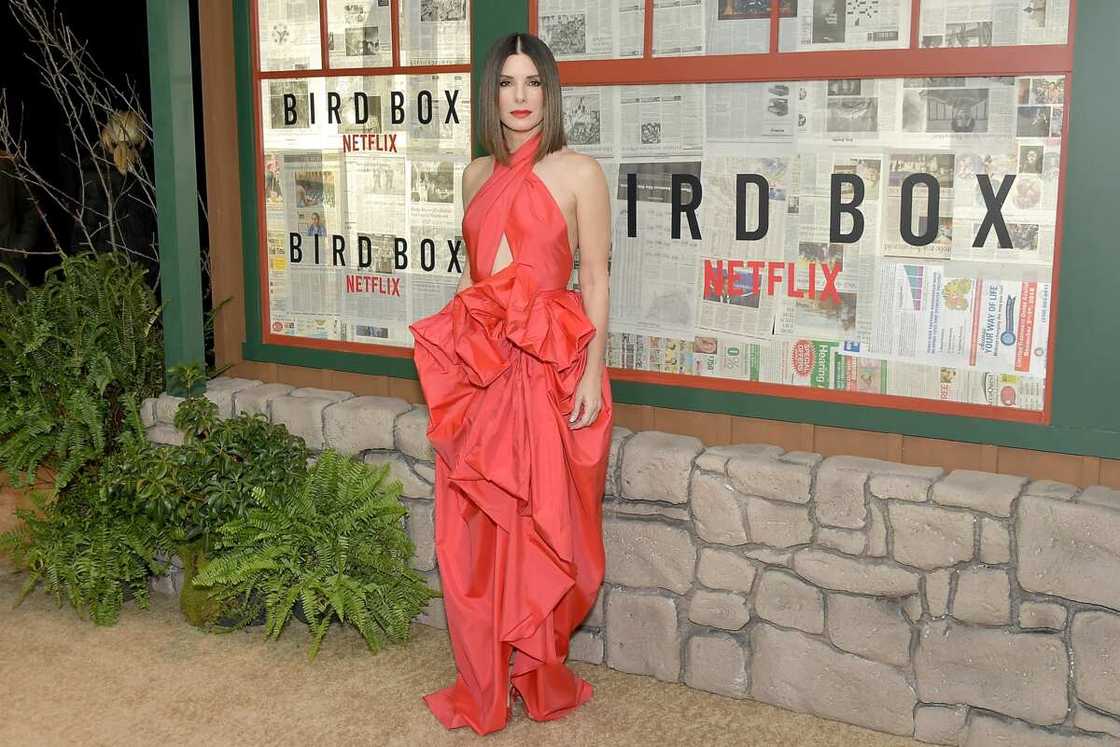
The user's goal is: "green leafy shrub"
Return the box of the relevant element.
[0,478,169,625]
[0,253,163,490]
[193,449,441,659]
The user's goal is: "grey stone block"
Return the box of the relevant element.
[870,474,933,503]
[288,386,353,402]
[695,444,784,473]
[690,471,750,545]
[867,501,889,557]
[1017,495,1120,611]
[323,396,411,454]
[915,620,1068,725]
[145,424,184,446]
[1078,486,1120,511]
[742,547,793,567]
[685,634,749,699]
[961,713,1117,747]
[363,452,433,499]
[416,570,445,629]
[750,624,917,736]
[926,569,953,617]
[953,567,1011,625]
[604,500,690,522]
[1074,705,1120,739]
[1020,601,1068,631]
[792,548,920,597]
[269,394,335,450]
[620,430,703,504]
[826,594,912,667]
[889,502,975,570]
[606,590,681,682]
[688,589,750,630]
[413,462,435,483]
[581,586,606,628]
[746,495,813,548]
[1025,480,1079,501]
[754,570,824,634]
[914,704,968,746]
[154,393,185,424]
[697,548,757,593]
[933,470,1028,517]
[1072,611,1120,717]
[403,499,435,572]
[394,406,434,461]
[232,383,294,416]
[980,517,1012,564]
[203,377,262,418]
[605,426,631,497]
[603,517,696,594]
[726,455,812,504]
[569,629,604,664]
[140,397,158,428]
[815,461,869,528]
[816,526,867,555]
[780,451,823,468]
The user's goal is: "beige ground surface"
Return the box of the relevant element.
[0,567,920,747]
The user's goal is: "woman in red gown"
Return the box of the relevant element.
[408,33,614,736]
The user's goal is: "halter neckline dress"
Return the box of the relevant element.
[408,131,613,736]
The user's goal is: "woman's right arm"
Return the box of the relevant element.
[455,156,492,294]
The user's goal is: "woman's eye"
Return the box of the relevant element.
[530,80,541,86]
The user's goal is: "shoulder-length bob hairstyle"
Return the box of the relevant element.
[477,33,566,166]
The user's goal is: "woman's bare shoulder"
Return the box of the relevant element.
[464,155,495,186]
[549,148,605,188]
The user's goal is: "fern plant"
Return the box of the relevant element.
[192,449,441,660]
[0,252,163,490]
[0,479,170,625]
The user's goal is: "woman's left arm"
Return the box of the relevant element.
[569,155,611,430]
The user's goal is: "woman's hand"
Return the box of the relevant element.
[568,370,603,429]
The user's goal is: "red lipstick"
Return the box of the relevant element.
[511,109,532,118]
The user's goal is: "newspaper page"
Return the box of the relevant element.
[327,0,393,69]
[399,0,470,66]
[920,0,1070,48]
[258,0,322,71]
[538,0,645,59]
[653,0,771,56]
[780,0,911,52]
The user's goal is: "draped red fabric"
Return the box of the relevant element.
[408,131,613,736]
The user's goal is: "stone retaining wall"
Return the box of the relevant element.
[144,377,1120,746]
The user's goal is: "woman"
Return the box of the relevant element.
[408,33,613,735]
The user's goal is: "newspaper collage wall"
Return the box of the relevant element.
[257,0,472,348]
[253,0,1071,416]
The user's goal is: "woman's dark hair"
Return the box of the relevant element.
[477,33,565,165]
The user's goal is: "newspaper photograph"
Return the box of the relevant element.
[399,0,470,65]
[257,0,322,71]
[326,0,393,69]
[920,0,1069,48]
[779,0,911,52]
[538,0,645,60]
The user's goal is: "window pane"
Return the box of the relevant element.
[257,0,323,71]
[538,0,646,60]
[326,0,394,69]
[919,0,1069,48]
[399,0,471,66]
[779,0,910,52]
[654,0,772,57]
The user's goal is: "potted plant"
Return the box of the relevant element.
[192,449,441,659]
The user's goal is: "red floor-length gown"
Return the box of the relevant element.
[408,130,613,736]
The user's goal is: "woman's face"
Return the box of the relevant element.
[498,52,544,134]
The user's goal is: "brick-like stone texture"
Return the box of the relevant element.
[603,517,696,594]
[866,500,889,557]
[870,474,933,503]
[695,444,784,473]
[933,469,1027,517]
[1019,601,1068,631]
[606,591,681,682]
[751,624,916,736]
[914,705,968,746]
[233,383,293,416]
[980,517,1012,564]
[925,569,952,617]
[726,455,812,504]
[1074,706,1120,739]
[363,452,433,499]
[1017,496,1120,611]
[685,634,749,699]
[416,570,445,629]
[323,396,411,454]
[1079,486,1120,511]
[915,620,1068,725]
[953,567,1011,625]
[1024,480,1080,501]
[746,496,813,548]
[620,431,703,504]
[1072,611,1120,717]
[569,629,604,664]
[690,472,749,545]
[269,394,339,450]
[203,377,262,418]
[816,527,866,555]
[792,549,920,597]
[402,499,434,572]
[688,590,750,631]
[605,427,631,497]
[754,570,824,634]
[826,594,912,667]
[696,548,757,593]
[394,406,434,461]
[814,462,869,529]
[889,502,975,570]
[961,713,1116,747]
